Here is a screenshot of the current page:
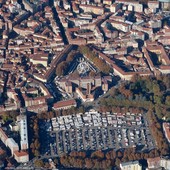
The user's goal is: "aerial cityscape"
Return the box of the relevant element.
[0,0,169,169]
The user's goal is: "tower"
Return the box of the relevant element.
[17,109,29,150]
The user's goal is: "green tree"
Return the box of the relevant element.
[34,160,44,168]
[165,96,170,105]
[34,139,40,149]
[34,149,40,157]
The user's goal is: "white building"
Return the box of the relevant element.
[17,115,29,150]
[0,124,29,163]
[110,3,122,13]
[54,0,60,7]
[120,161,142,170]
[0,128,8,144]
[6,138,19,155]
[160,158,170,170]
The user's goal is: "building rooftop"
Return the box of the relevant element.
[13,151,28,157]
[53,99,77,109]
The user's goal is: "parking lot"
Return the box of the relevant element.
[49,110,156,155]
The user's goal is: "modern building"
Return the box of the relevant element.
[120,161,142,170]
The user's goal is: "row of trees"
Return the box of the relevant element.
[37,106,85,120]
[147,109,169,155]
[56,50,76,76]
[58,147,161,169]
[29,116,41,157]
[101,76,170,147]
[0,110,19,122]
[34,158,58,169]
[79,46,112,74]
[99,97,152,112]
[99,105,145,115]
[60,155,111,169]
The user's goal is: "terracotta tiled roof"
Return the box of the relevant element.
[53,99,76,109]
[14,151,28,157]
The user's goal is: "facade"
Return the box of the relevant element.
[76,88,94,102]
[148,1,160,12]
[0,127,29,162]
[27,103,48,113]
[149,20,162,29]
[116,0,143,12]
[6,138,19,155]
[22,0,36,13]
[14,151,29,163]
[120,161,142,170]
[0,128,8,144]
[65,81,73,93]
[102,80,109,92]
[159,0,170,9]
[110,3,122,12]
[160,158,170,170]
[53,99,77,110]
[17,115,29,150]
[147,157,170,170]
[147,157,161,169]
[79,4,104,15]
[59,76,111,93]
